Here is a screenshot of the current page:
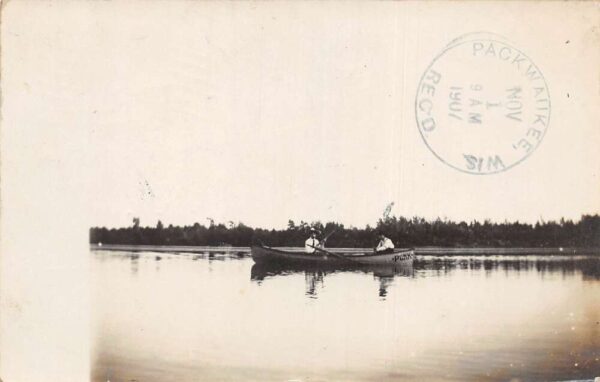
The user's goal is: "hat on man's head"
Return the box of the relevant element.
[310,227,321,234]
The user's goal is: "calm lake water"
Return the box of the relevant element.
[91,250,600,382]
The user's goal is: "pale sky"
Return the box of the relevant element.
[3,1,599,230]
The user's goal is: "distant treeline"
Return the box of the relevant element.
[90,215,600,248]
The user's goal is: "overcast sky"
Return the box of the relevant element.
[3,2,599,230]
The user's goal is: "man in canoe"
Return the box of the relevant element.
[305,228,323,254]
[374,232,395,254]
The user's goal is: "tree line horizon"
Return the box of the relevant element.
[90,214,600,248]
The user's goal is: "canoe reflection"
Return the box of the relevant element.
[251,262,414,298]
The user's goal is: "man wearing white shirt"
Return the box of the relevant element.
[375,232,395,254]
[305,228,322,254]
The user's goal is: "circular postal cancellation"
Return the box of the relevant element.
[415,32,551,175]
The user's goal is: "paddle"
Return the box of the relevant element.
[308,244,358,263]
[320,228,338,245]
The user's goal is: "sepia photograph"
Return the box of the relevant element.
[1,1,599,381]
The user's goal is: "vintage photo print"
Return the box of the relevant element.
[1,2,599,381]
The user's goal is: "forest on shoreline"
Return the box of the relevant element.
[90,215,600,248]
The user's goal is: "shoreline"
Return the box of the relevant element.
[89,244,600,256]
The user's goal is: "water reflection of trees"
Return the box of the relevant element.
[414,257,600,280]
[130,254,139,275]
[123,251,599,283]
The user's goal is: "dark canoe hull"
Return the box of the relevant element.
[251,245,414,266]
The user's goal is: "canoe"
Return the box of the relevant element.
[251,245,414,265]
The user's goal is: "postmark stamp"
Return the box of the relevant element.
[415,33,551,174]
